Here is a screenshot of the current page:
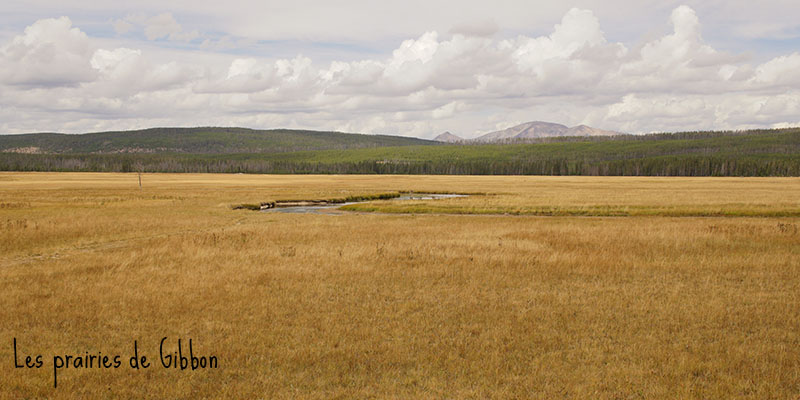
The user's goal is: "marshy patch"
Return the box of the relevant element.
[231,192,469,214]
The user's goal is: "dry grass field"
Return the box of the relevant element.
[1,172,799,399]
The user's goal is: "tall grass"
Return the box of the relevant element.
[0,172,798,398]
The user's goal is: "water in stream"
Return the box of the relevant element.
[262,193,467,214]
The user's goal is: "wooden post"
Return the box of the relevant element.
[135,161,143,190]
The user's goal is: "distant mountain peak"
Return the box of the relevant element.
[473,121,622,142]
[434,131,464,143]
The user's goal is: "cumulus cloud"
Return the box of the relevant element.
[614,6,743,95]
[0,17,96,87]
[194,58,280,94]
[752,53,800,86]
[2,6,800,136]
[90,49,199,97]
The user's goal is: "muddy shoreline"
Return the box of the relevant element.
[260,193,467,214]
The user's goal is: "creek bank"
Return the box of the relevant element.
[231,192,468,214]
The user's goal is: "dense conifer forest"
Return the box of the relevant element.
[1,127,798,176]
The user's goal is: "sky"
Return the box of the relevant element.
[1,1,800,138]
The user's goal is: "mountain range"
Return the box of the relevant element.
[435,121,623,142]
[1,123,622,154]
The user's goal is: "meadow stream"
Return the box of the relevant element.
[261,193,467,214]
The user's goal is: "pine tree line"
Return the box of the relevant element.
[1,153,798,176]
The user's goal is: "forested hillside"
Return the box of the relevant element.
[0,127,436,154]
[1,128,798,176]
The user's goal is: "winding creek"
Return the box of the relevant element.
[261,193,467,214]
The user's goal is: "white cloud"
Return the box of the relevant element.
[431,101,463,119]
[2,6,800,137]
[91,47,141,73]
[511,8,607,68]
[0,17,96,86]
[751,53,800,86]
[194,58,280,94]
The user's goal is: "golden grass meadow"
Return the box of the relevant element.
[1,172,799,398]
